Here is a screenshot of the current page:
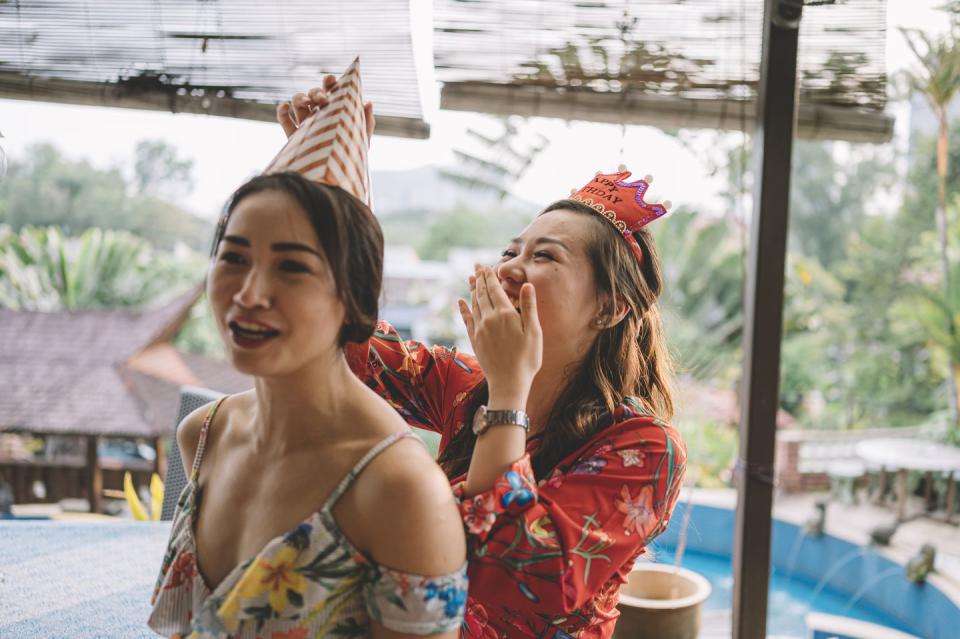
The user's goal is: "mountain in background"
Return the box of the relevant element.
[371,166,538,216]
[369,166,539,258]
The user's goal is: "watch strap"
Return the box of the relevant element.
[479,409,529,434]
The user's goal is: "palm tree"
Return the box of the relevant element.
[0,225,196,310]
[901,21,960,429]
[908,210,960,443]
[653,211,744,382]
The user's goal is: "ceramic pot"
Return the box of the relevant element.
[613,564,712,639]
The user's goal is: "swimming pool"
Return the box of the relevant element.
[650,546,912,637]
[647,502,959,638]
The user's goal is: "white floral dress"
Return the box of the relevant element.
[149,398,468,638]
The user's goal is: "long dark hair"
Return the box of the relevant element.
[438,199,675,479]
[213,172,384,346]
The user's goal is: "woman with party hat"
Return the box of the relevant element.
[280,88,687,639]
[149,61,468,639]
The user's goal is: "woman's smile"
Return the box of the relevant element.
[227,317,282,350]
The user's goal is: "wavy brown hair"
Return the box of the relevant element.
[438,199,675,480]
[214,172,383,346]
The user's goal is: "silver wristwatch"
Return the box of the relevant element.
[472,404,530,436]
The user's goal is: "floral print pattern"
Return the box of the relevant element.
[572,454,608,475]
[460,493,497,536]
[162,550,197,591]
[499,470,535,509]
[615,484,657,536]
[345,322,688,639]
[149,421,468,638]
[617,448,646,467]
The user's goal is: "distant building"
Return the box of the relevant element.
[0,286,251,512]
[0,247,508,511]
[381,246,499,348]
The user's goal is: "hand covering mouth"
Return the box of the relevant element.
[504,292,522,312]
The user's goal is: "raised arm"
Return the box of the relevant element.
[454,413,687,618]
[344,321,484,436]
[280,82,483,439]
[456,266,542,495]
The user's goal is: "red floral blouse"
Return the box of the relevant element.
[345,321,687,639]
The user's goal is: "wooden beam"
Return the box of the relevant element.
[733,1,802,638]
[155,436,167,482]
[0,71,430,140]
[85,435,102,514]
[441,81,892,144]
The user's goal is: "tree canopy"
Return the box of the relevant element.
[0,142,211,250]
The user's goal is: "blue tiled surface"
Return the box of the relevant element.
[650,503,959,639]
[0,519,161,564]
[0,584,155,639]
[0,521,170,639]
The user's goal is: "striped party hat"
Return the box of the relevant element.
[265,57,371,205]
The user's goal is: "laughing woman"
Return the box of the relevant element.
[281,90,687,638]
[148,66,467,638]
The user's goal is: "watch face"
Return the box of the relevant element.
[472,404,487,435]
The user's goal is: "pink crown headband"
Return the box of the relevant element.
[569,167,672,263]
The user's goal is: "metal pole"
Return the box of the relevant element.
[732,1,802,637]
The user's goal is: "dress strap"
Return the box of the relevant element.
[189,396,228,482]
[322,430,421,512]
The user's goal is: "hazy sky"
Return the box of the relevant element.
[0,0,952,221]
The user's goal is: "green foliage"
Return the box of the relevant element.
[663,128,958,440]
[655,125,960,484]
[777,171,952,428]
[0,143,212,250]
[0,225,201,311]
[893,197,960,437]
[417,206,529,261]
[0,223,223,355]
[677,419,738,489]
[900,25,960,118]
[133,139,195,199]
[419,208,492,260]
[903,126,960,231]
[902,12,960,437]
[789,142,896,268]
[839,219,946,425]
[714,138,896,269]
[653,210,743,382]
[378,205,530,261]
[172,297,225,358]
[779,255,850,422]
[377,208,431,247]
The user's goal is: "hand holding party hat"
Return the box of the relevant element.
[265,57,371,205]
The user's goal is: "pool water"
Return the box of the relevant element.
[649,547,917,638]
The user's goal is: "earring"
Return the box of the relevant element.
[594,318,606,328]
